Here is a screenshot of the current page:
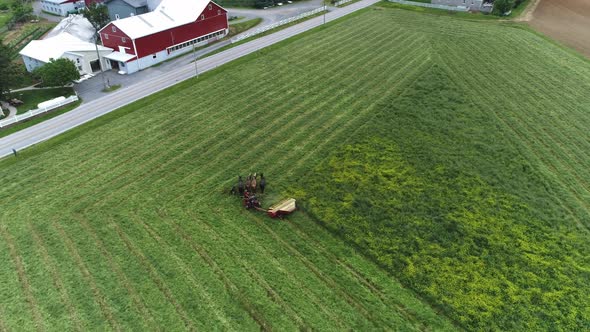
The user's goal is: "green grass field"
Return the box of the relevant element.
[1,4,590,331]
[0,12,10,29]
[9,87,75,114]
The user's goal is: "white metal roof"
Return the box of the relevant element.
[103,51,136,62]
[104,0,212,39]
[19,32,113,63]
[45,15,96,43]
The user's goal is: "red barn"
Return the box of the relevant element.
[98,0,228,74]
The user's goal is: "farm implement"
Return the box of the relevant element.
[231,174,295,218]
[243,191,296,219]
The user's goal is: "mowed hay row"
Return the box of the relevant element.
[0,9,455,331]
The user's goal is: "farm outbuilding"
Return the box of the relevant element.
[19,32,113,75]
[41,0,86,16]
[98,0,228,74]
[45,14,97,43]
[103,0,149,21]
[431,0,493,12]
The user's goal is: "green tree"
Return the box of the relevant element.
[10,0,33,23]
[0,40,20,99]
[81,3,110,89]
[34,58,80,87]
[493,0,515,16]
[254,0,274,9]
[81,3,110,33]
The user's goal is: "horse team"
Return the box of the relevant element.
[232,173,266,196]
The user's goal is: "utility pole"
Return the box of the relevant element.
[94,33,109,89]
[323,0,327,25]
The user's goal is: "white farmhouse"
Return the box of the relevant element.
[19,32,113,75]
[41,0,86,17]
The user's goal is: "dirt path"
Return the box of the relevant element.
[513,0,542,22]
[526,0,590,58]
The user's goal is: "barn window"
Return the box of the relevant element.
[208,4,212,10]
[122,37,126,42]
[112,26,117,32]
[218,10,221,15]
[201,15,205,20]
[104,34,109,39]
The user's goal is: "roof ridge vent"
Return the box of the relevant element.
[159,9,174,21]
[137,15,153,27]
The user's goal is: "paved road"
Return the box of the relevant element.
[0,0,379,159]
[227,0,327,24]
[74,40,232,102]
[76,1,331,103]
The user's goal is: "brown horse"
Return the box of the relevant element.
[259,173,266,194]
[245,174,252,194]
[251,172,257,193]
[238,176,244,195]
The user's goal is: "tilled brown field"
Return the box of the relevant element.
[529,0,590,58]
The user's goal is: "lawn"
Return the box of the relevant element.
[8,87,75,114]
[0,11,9,29]
[228,18,262,37]
[1,4,590,331]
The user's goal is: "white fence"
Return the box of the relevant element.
[231,7,327,43]
[387,0,468,12]
[0,95,79,128]
[333,0,354,6]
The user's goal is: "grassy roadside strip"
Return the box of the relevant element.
[376,2,498,20]
[228,18,263,35]
[0,100,82,139]
[152,18,263,68]
[0,7,369,166]
[335,0,363,7]
[377,0,531,20]
[102,85,121,93]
